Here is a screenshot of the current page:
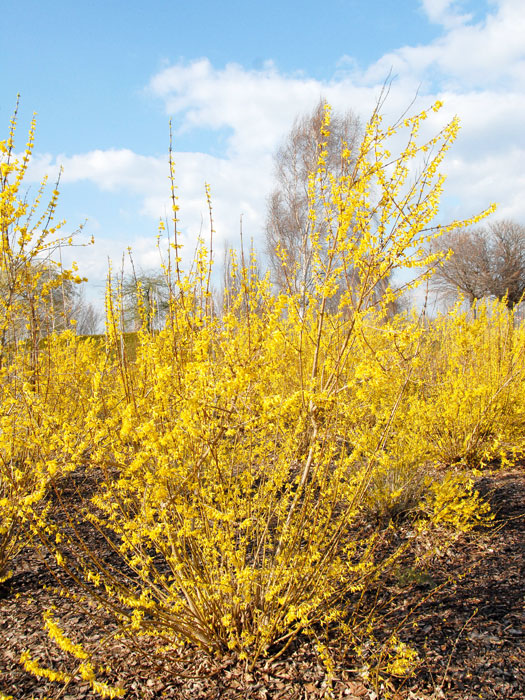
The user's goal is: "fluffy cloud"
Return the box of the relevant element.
[419,0,475,28]
[366,0,525,88]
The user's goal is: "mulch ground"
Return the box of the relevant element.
[0,466,523,700]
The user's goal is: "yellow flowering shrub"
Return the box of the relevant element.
[5,98,523,694]
[43,101,501,668]
[19,609,125,699]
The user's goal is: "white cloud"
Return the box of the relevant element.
[150,58,334,158]
[420,0,474,28]
[28,149,166,194]
[367,0,525,88]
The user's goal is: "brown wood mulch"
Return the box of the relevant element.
[0,466,523,700]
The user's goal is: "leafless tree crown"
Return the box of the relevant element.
[265,99,362,299]
[431,219,525,309]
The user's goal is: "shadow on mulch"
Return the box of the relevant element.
[0,467,523,700]
[384,468,524,700]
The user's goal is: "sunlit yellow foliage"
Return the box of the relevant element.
[358,299,525,520]
[3,99,521,694]
[415,299,525,467]
[52,101,501,666]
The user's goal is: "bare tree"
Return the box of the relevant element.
[121,270,170,332]
[265,99,362,306]
[70,290,102,335]
[431,220,525,309]
[40,267,102,335]
[430,228,491,307]
[0,260,101,337]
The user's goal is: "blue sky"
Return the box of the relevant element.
[2,0,524,301]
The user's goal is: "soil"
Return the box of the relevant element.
[0,466,523,700]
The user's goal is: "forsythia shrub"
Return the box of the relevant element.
[47,103,498,663]
[3,98,522,697]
